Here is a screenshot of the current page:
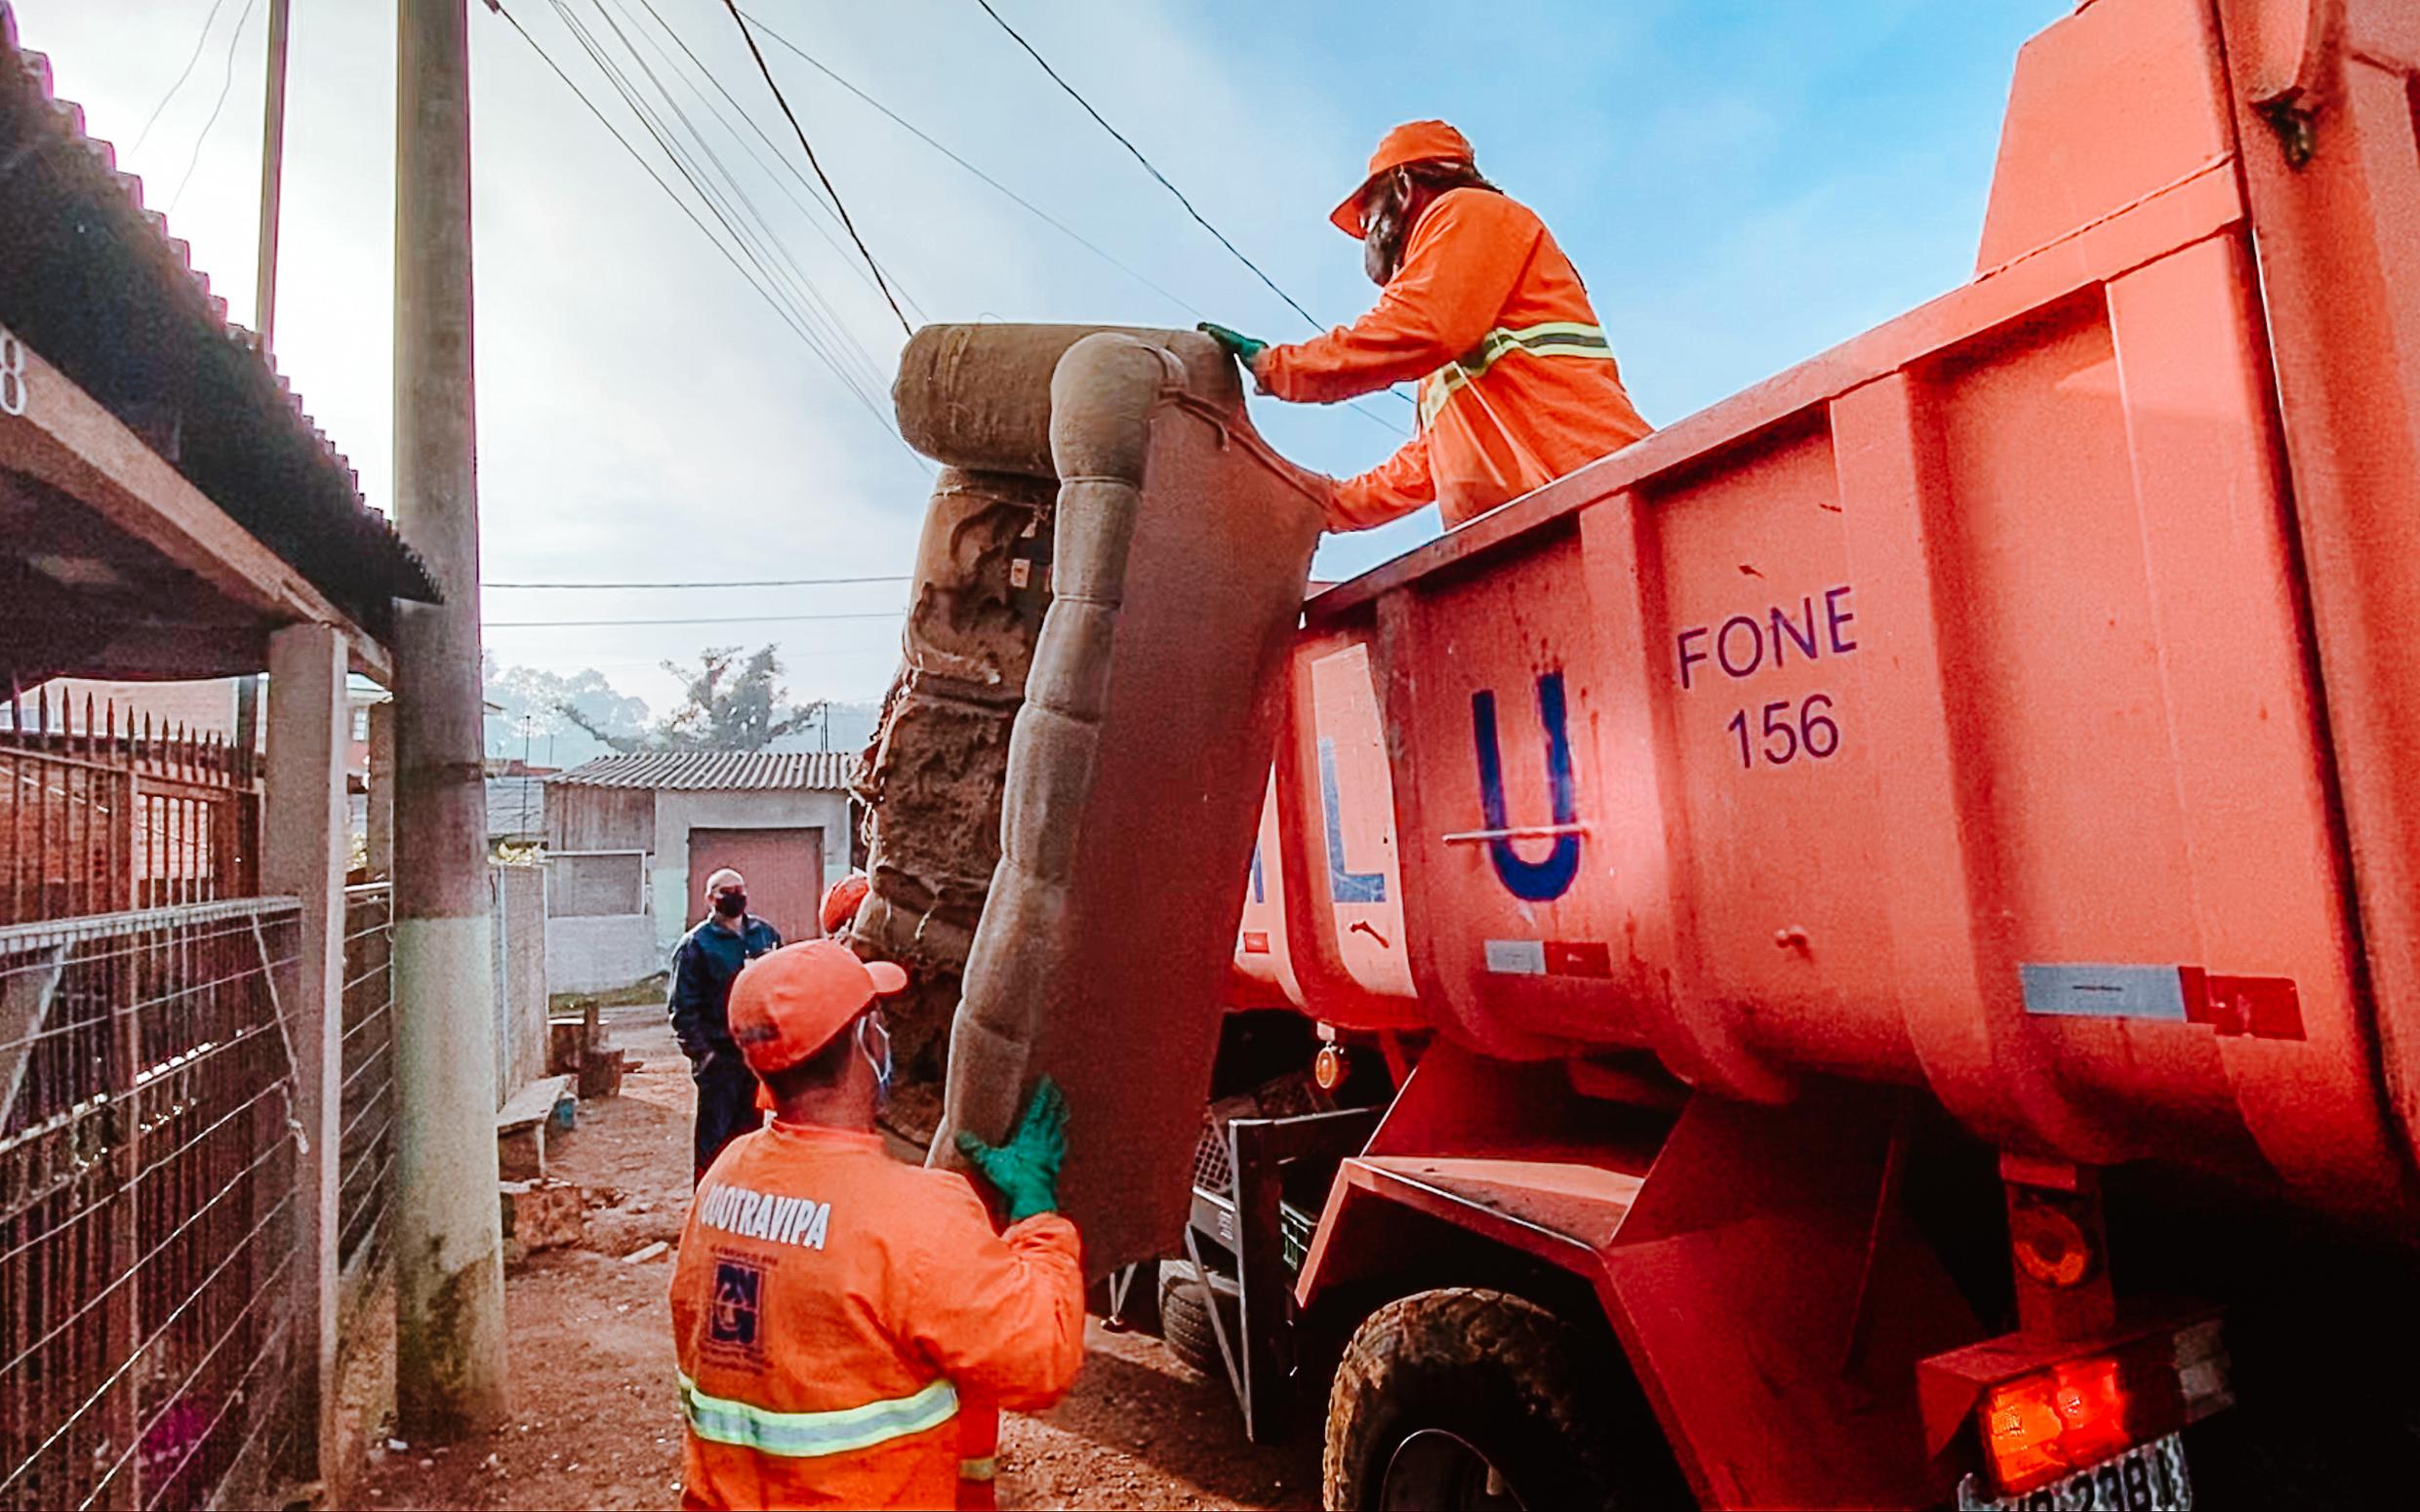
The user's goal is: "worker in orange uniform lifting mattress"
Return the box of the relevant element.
[669,940,1083,1510]
[1203,120,1653,531]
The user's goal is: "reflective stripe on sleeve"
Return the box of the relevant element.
[958,1456,998,1482]
[1419,321,1615,427]
[677,1373,959,1458]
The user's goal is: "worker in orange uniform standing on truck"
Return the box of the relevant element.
[1203,120,1652,532]
[669,940,1084,1510]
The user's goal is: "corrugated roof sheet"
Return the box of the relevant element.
[0,4,439,630]
[546,749,854,792]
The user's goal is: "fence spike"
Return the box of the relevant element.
[36,684,50,736]
[84,693,96,757]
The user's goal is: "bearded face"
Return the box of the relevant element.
[1360,170,1413,286]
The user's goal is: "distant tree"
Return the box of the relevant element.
[564,644,822,753]
[482,657,649,767]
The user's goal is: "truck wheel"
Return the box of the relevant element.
[1158,1265,1231,1379]
[1325,1288,1673,1512]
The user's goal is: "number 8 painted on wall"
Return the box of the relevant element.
[0,327,25,418]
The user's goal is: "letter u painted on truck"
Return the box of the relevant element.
[1471,672,1581,902]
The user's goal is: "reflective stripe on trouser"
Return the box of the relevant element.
[677,1373,959,1457]
[1418,321,1614,427]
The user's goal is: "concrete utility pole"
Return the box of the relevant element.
[390,0,506,1440]
[254,0,291,354]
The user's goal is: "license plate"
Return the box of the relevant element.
[1956,1432,2192,1511]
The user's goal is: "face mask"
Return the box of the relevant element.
[712,892,747,919]
[1362,171,1412,287]
[856,1013,894,1105]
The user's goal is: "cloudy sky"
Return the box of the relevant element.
[16,0,2061,710]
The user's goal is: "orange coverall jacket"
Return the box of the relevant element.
[1258,187,1652,531]
[669,1120,1085,1511]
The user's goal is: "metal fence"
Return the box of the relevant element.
[0,898,302,1512]
[338,885,394,1282]
[1,697,260,928]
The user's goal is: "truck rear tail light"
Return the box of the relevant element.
[1972,1322,2231,1497]
[1983,1357,2133,1493]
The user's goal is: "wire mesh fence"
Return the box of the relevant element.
[338,885,394,1283]
[0,898,302,1512]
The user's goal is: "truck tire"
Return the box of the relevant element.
[1324,1288,1679,1512]
[1158,1266,1229,1379]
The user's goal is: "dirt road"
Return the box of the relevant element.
[351,1004,1317,1511]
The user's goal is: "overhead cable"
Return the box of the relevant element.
[487,574,910,589]
[554,0,894,409]
[565,0,896,404]
[739,10,1194,317]
[486,611,908,628]
[129,0,234,155]
[717,0,912,336]
[622,0,927,322]
[164,0,261,215]
[970,0,1319,331]
[486,0,911,452]
[743,9,1410,438]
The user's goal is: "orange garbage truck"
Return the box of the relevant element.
[863,0,2420,1506]
[1178,0,2420,1504]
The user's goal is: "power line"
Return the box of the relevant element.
[566,0,896,403]
[486,0,911,452]
[553,0,890,409]
[739,10,1193,318]
[487,611,908,628]
[717,0,911,336]
[129,0,233,155]
[164,0,261,216]
[741,9,1411,438]
[487,574,909,589]
[971,0,1319,332]
[621,0,927,323]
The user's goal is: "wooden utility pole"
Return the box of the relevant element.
[390,0,506,1439]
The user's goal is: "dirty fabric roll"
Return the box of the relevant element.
[848,466,1053,1141]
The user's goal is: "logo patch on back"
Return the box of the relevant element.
[708,1256,764,1361]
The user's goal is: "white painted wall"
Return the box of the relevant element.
[547,914,665,996]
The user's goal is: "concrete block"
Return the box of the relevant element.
[499,1178,585,1262]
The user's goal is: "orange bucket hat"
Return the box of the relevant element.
[1330,120,1474,236]
[727,940,908,1077]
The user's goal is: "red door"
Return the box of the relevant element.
[687,826,824,941]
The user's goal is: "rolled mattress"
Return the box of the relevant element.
[890,324,1325,1275]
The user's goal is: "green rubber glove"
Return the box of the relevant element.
[954,1076,1069,1223]
[1198,322,1269,366]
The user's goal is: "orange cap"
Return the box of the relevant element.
[820,871,871,935]
[1330,120,1474,236]
[727,940,908,1077]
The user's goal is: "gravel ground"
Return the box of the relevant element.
[348,1004,1317,1511]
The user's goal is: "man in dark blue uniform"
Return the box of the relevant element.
[668,866,782,1181]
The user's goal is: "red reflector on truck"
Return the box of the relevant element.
[2180,969,2304,1039]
